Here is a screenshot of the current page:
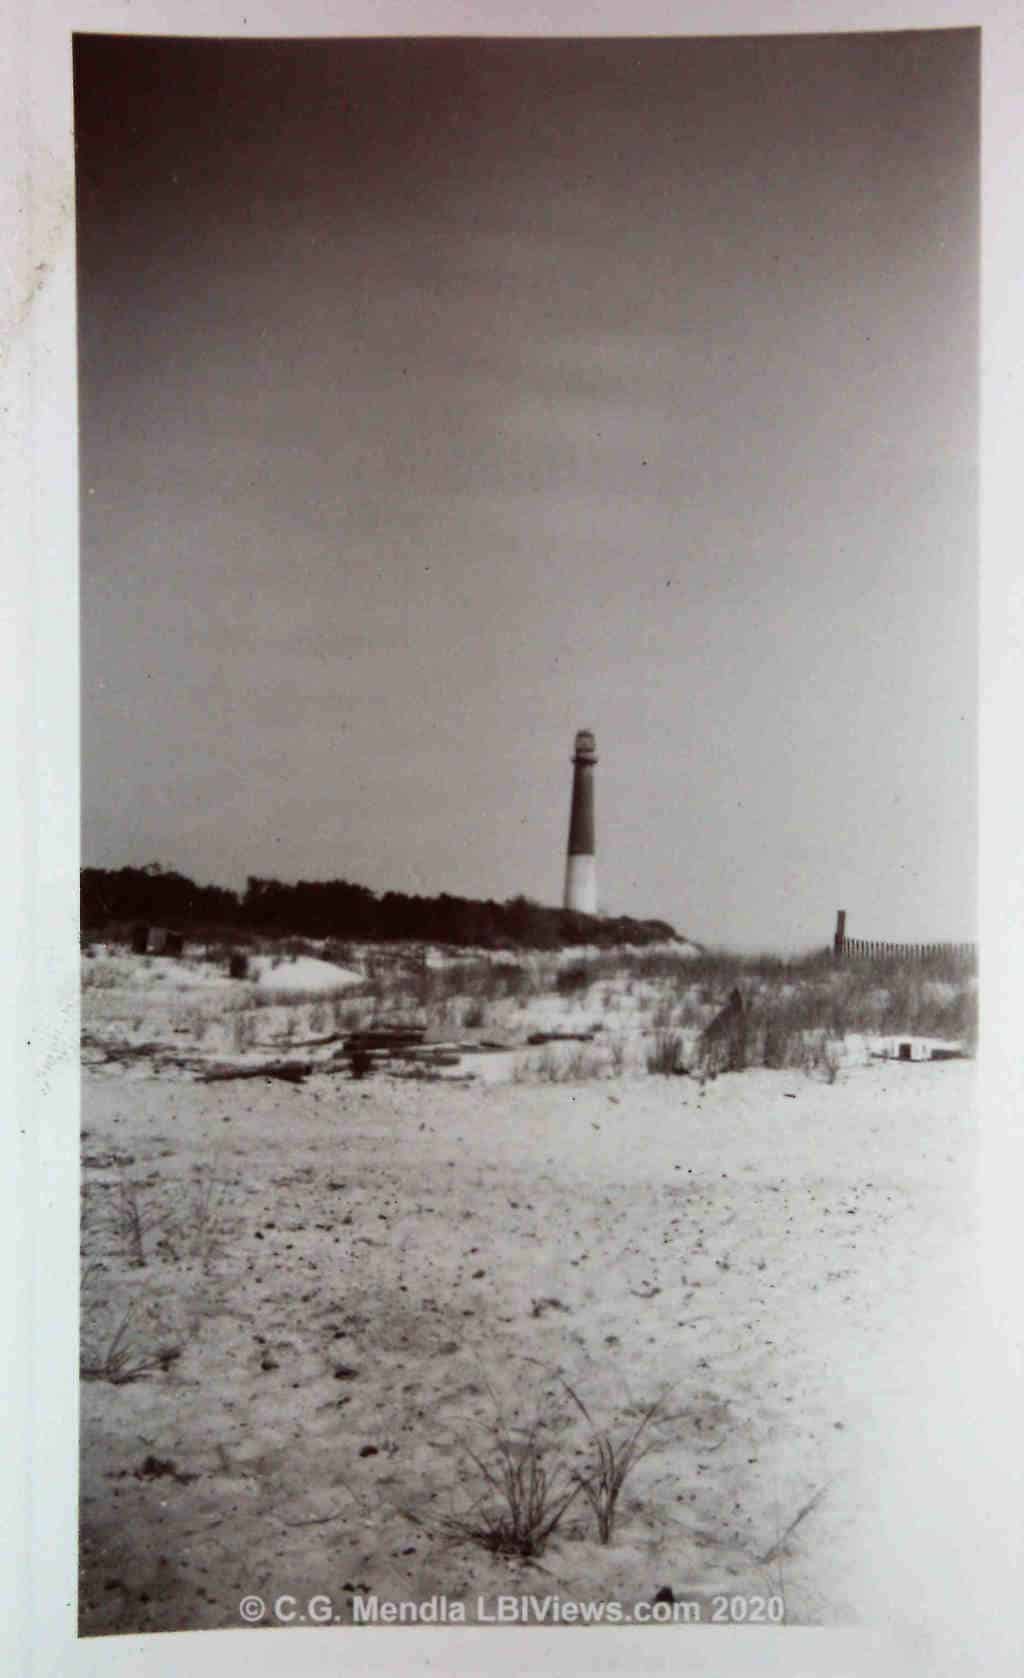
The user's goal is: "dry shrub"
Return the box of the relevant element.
[562,1384,672,1544]
[176,1168,233,1270]
[332,995,365,1032]
[517,1045,606,1083]
[646,1032,684,1076]
[231,1010,256,1051]
[801,1032,843,1084]
[80,1298,177,1385]
[443,1419,582,1559]
[442,1378,674,1555]
[80,1274,182,1386]
[697,991,748,1076]
[114,1175,172,1269]
[760,1012,795,1069]
[607,1036,629,1076]
[651,995,677,1031]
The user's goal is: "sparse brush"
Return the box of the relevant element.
[114,1167,233,1273]
[607,1037,629,1076]
[562,1384,671,1544]
[556,963,590,996]
[231,1010,256,1051]
[114,1175,172,1269]
[697,1000,748,1076]
[564,1045,605,1081]
[332,996,364,1032]
[646,1031,684,1076]
[322,940,356,969]
[246,985,356,1011]
[80,1296,180,1385]
[275,936,318,961]
[760,1012,794,1069]
[182,1168,232,1271]
[491,961,533,1000]
[517,1045,606,1083]
[802,1032,843,1084]
[651,995,677,1031]
[443,1420,582,1559]
[674,989,708,1028]
[117,1177,147,1268]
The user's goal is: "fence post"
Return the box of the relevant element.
[834,910,846,960]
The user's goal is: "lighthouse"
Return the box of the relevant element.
[563,729,598,914]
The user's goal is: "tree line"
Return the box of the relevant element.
[81,865,679,952]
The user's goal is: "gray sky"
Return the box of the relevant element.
[75,31,978,951]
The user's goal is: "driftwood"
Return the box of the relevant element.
[526,1030,596,1046]
[82,1035,209,1075]
[343,1028,426,1051]
[199,1061,310,1084]
[198,1036,463,1085]
[82,1037,168,1065]
[85,1020,473,1086]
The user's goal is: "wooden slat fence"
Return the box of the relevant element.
[832,912,975,965]
[838,938,975,962]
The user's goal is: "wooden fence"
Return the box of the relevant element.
[832,912,975,965]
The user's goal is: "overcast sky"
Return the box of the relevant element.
[75,30,977,952]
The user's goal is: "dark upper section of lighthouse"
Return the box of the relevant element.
[572,729,598,764]
[567,729,597,857]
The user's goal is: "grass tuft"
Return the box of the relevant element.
[562,1383,672,1544]
[443,1416,582,1558]
[80,1293,181,1386]
[646,1031,685,1076]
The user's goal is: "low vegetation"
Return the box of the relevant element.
[562,1384,673,1545]
[442,1381,671,1558]
[80,1296,177,1386]
[443,1416,583,1559]
[81,924,975,1090]
[646,1031,685,1076]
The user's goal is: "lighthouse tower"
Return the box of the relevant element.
[563,729,598,914]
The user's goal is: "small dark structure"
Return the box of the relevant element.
[131,923,149,955]
[228,951,249,980]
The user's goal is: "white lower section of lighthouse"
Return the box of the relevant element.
[563,853,597,916]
